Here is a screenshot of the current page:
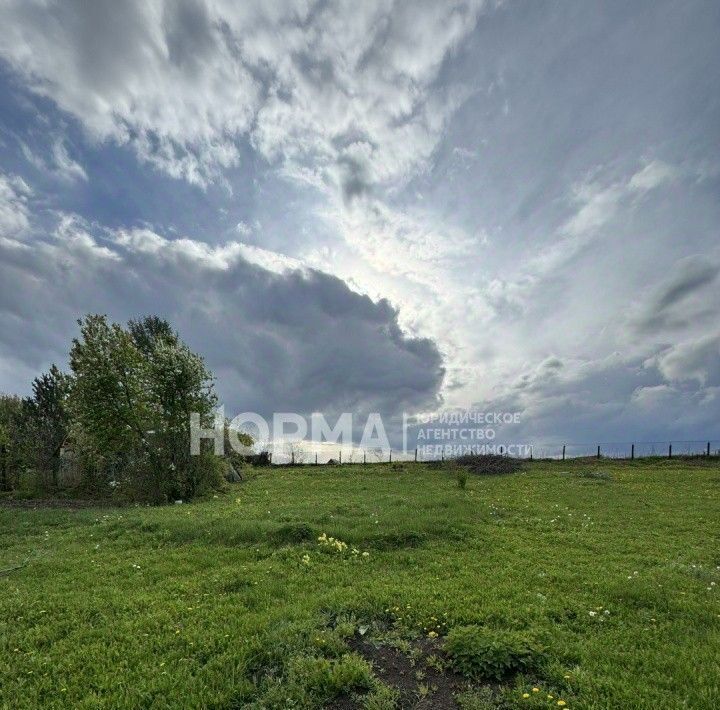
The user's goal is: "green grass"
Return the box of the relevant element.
[1,458,719,709]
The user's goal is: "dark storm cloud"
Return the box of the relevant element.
[631,256,720,334]
[0,223,444,422]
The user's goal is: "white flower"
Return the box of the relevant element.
[589,611,597,617]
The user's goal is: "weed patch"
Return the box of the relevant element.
[444,626,545,681]
[454,455,523,476]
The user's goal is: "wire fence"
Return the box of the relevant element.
[270,439,720,465]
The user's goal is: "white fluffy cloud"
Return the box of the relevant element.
[0,0,484,189]
[0,173,32,237]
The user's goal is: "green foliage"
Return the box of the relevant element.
[0,393,26,490]
[363,683,400,709]
[456,465,468,489]
[454,454,523,476]
[444,625,545,680]
[455,687,507,710]
[24,365,72,488]
[287,653,373,697]
[366,530,427,550]
[68,314,219,501]
[274,522,316,544]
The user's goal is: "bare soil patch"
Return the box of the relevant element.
[328,635,472,709]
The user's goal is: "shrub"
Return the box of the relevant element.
[444,625,544,680]
[454,454,523,476]
[456,466,468,489]
[367,530,427,550]
[364,683,400,710]
[287,653,373,698]
[274,522,316,544]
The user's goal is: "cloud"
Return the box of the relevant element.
[631,255,720,334]
[652,334,720,387]
[0,172,31,237]
[469,348,720,444]
[628,160,676,192]
[0,210,445,423]
[20,138,88,182]
[0,0,485,188]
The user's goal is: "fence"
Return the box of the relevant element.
[272,439,720,465]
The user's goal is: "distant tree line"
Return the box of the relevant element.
[0,315,230,503]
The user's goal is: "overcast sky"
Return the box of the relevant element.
[0,0,718,448]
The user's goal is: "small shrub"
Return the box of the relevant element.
[273,522,316,544]
[366,530,427,550]
[454,455,522,476]
[364,683,400,710]
[455,687,505,710]
[288,653,373,697]
[456,467,468,489]
[444,625,544,680]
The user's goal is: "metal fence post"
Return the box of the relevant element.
[668,443,672,459]
[631,444,634,460]
[562,444,565,461]
[597,445,601,459]
[707,441,711,457]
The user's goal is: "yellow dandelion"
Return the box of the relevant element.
[522,693,530,699]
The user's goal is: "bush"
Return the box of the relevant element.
[456,466,468,489]
[366,530,427,550]
[287,653,373,698]
[454,454,523,476]
[444,625,544,680]
[273,522,316,544]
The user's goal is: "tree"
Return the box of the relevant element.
[24,365,72,488]
[69,314,220,502]
[0,394,26,491]
[128,316,219,498]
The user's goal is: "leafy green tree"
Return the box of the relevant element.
[0,394,26,491]
[24,365,72,488]
[69,314,220,501]
[128,316,219,498]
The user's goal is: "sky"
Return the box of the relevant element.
[0,0,719,451]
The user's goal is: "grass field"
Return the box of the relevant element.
[1,458,719,709]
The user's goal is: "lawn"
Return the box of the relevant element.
[1,458,719,709]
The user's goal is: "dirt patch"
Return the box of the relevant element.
[329,636,471,709]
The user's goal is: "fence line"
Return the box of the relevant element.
[272,439,720,465]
